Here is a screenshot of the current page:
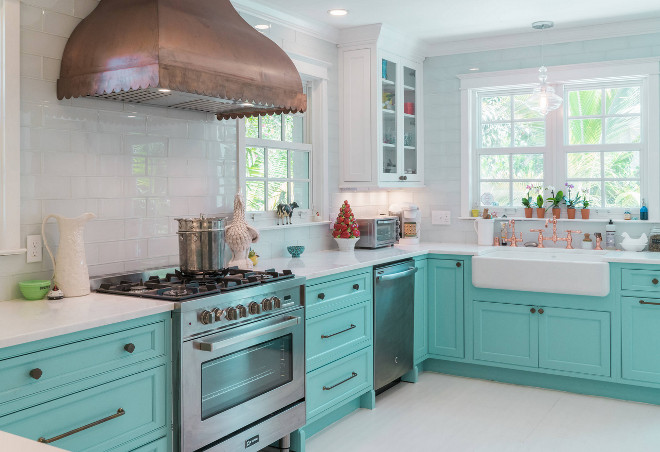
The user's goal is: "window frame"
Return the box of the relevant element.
[460,58,660,219]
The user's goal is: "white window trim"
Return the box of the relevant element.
[0,0,24,255]
[237,57,330,223]
[460,57,660,219]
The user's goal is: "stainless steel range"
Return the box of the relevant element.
[93,267,306,452]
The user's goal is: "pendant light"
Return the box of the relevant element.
[525,21,563,116]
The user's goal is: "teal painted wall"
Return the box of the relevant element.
[421,33,660,244]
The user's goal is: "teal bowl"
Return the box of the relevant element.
[18,280,51,300]
[287,246,305,258]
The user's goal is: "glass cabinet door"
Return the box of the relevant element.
[402,65,419,180]
[381,59,398,180]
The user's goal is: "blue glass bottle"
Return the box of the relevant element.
[641,198,649,221]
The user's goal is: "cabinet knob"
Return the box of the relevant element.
[318,293,325,300]
[124,343,135,353]
[653,278,658,285]
[538,308,544,314]
[530,308,536,314]
[353,284,360,290]
[456,262,462,268]
[404,175,408,180]
[399,176,404,181]
[29,368,43,380]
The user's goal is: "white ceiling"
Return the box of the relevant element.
[240,0,660,45]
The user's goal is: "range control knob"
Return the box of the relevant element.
[271,296,281,309]
[236,304,248,318]
[248,302,261,315]
[211,308,224,322]
[200,310,215,325]
[225,307,238,321]
[261,297,273,311]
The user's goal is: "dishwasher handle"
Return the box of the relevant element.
[376,266,417,282]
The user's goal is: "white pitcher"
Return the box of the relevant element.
[474,218,495,246]
[42,213,96,297]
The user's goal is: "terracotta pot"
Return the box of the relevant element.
[536,208,545,218]
[524,207,533,218]
[581,209,590,220]
[552,207,561,219]
[567,208,576,219]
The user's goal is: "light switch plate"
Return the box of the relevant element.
[432,210,451,225]
[27,235,42,263]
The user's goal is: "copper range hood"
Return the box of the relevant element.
[57,0,306,120]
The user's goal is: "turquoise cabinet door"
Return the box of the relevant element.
[622,297,660,384]
[539,308,610,376]
[473,301,538,368]
[414,259,428,363]
[428,259,464,358]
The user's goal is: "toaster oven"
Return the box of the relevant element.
[355,216,399,249]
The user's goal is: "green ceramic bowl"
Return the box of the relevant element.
[18,280,51,300]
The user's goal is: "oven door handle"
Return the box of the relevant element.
[376,267,417,282]
[194,316,300,352]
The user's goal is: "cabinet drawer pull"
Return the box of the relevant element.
[321,324,356,339]
[530,308,536,314]
[639,300,660,306]
[323,372,358,391]
[538,308,544,314]
[653,278,659,285]
[456,262,462,268]
[353,284,360,290]
[124,343,136,353]
[318,293,325,300]
[29,368,43,380]
[38,408,125,444]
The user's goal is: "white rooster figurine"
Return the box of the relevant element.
[226,191,260,268]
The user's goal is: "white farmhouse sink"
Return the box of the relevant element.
[472,247,610,297]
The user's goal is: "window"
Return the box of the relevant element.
[563,85,642,208]
[243,111,312,212]
[477,92,546,206]
[462,60,659,217]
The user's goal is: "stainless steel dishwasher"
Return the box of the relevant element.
[373,259,417,392]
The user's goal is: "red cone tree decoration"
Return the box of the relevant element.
[332,200,361,239]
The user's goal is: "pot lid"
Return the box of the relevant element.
[57,0,306,120]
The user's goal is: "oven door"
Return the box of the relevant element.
[375,218,398,246]
[181,308,305,452]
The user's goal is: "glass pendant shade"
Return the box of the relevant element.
[526,66,563,116]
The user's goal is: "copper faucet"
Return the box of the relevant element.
[529,215,582,249]
[507,219,524,247]
[594,233,603,250]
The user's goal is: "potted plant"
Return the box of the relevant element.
[522,185,535,218]
[534,193,545,218]
[563,183,581,220]
[581,193,591,220]
[546,186,564,219]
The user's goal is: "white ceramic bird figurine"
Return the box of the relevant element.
[225,191,260,268]
[620,232,648,252]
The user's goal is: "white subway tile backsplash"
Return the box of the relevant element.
[20,3,43,31]
[20,77,56,103]
[147,236,178,258]
[147,116,188,138]
[124,134,167,157]
[21,102,43,127]
[72,0,98,18]
[169,138,206,159]
[39,128,70,152]
[43,10,80,36]
[43,152,87,175]
[20,29,67,60]
[20,53,42,78]
[98,111,147,135]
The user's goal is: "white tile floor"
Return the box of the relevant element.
[306,372,660,452]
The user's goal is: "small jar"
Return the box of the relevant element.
[624,211,632,220]
[650,227,660,252]
[581,233,593,250]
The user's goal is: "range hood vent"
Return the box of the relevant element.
[57,0,306,120]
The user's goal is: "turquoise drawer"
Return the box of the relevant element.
[306,347,372,420]
[0,320,166,408]
[306,271,372,319]
[0,365,167,452]
[622,269,660,292]
[306,300,372,371]
[131,436,168,451]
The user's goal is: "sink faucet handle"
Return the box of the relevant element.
[564,229,582,249]
[530,229,545,248]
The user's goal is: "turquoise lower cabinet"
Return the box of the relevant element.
[539,307,610,376]
[473,301,538,367]
[0,313,171,451]
[622,296,660,384]
[428,259,464,358]
[413,259,428,363]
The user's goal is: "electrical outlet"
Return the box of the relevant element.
[432,210,451,225]
[27,235,42,263]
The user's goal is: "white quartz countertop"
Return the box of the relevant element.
[0,431,69,451]
[0,293,173,349]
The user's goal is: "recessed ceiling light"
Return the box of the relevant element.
[255,24,270,30]
[468,67,480,71]
[328,9,348,16]
[158,88,171,93]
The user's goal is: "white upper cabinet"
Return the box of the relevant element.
[339,25,425,188]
